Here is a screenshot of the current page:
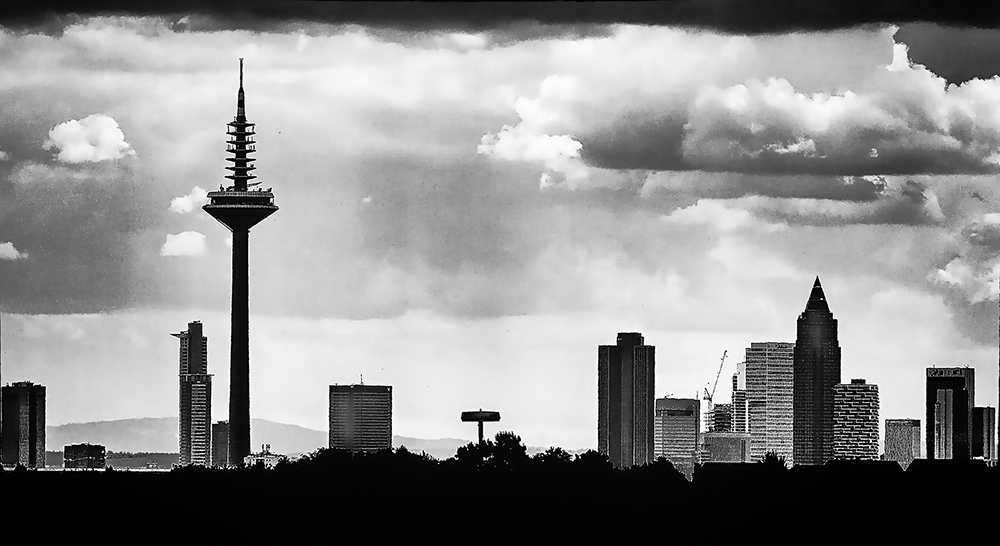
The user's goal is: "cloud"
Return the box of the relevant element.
[43,114,135,163]
[662,199,786,233]
[0,241,27,260]
[160,231,208,257]
[5,2,1000,36]
[169,186,209,214]
[481,26,1000,180]
[0,150,8,161]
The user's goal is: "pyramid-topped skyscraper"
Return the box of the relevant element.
[203,60,278,466]
[792,277,841,465]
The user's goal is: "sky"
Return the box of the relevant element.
[1,2,999,451]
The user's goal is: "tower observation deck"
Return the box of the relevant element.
[203,59,278,466]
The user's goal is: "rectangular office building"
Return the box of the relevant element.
[329,384,393,452]
[832,379,879,460]
[972,406,996,461]
[746,342,794,463]
[926,367,975,460]
[1,381,46,468]
[654,397,700,478]
[598,333,655,468]
[64,443,106,469]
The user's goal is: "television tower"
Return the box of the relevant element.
[203,59,278,466]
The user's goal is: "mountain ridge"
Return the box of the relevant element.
[46,417,580,460]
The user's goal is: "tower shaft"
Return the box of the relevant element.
[229,228,250,465]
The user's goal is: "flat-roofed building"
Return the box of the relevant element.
[64,443,106,469]
[654,397,700,478]
[329,384,392,452]
[832,379,879,460]
[1,381,46,468]
[746,342,794,463]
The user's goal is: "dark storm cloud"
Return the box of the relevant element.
[0,161,160,313]
[896,23,1000,84]
[5,1,1000,36]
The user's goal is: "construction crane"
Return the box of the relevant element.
[702,350,728,404]
[701,350,728,433]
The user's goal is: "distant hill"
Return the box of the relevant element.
[46,417,585,461]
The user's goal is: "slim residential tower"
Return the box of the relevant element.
[793,277,842,466]
[203,60,278,466]
[173,321,212,466]
[329,385,393,452]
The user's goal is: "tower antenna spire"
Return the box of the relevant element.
[239,58,244,88]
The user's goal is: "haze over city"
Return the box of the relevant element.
[2,3,1000,452]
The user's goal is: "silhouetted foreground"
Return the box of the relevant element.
[3,433,996,539]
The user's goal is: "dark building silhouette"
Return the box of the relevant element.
[884,418,920,469]
[212,420,229,467]
[173,321,211,466]
[1,381,45,468]
[925,367,974,460]
[598,332,655,468]
[329,385,393,452]
[832,379,879,460]
[793,277,841,466]
[972,406,996,460]
[203,60,278,466]
[63,443,106,469]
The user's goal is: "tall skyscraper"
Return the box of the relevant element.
[746,342,794,463]
[203,60,278,466]
[173,321,212,467]
[884,419,920,469]
[329,385,393,452]
[598,332,655,468]
[793,277,841,466]
[212,420,230,468]
[731,362,748,434]
[653,397,700,478]
[926,367,975,460]
[1,381,45,468]
[832,379,879,460]
[972,406,996,460]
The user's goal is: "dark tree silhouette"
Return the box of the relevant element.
[533,446,573,466]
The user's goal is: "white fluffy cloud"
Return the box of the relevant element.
[169,186,210,214]
[159,231,208,257]
[43,114,135,163]
[0,150,9,161]
[0,241,27,260]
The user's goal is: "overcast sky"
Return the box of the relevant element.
[1,2,999,450]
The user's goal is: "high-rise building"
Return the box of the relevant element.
[731,363,748,434]
[329,385,393,452]
[64,443,106,469]
[701,432,751,463]
[832,379,879,460]
[793,277,842,466]
[711,403,733,432]
[746,342,794,463]
[884,419,920,469]
[926,367,975,460]
[212,420,230,468]
[972,406,996,460]
[654,397,700,478]
[1,381,45,468]
[173,321,212,466]
[203,60,279,466]
[598,332,656,468]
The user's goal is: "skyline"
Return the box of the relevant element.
[2,4,1000,450]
